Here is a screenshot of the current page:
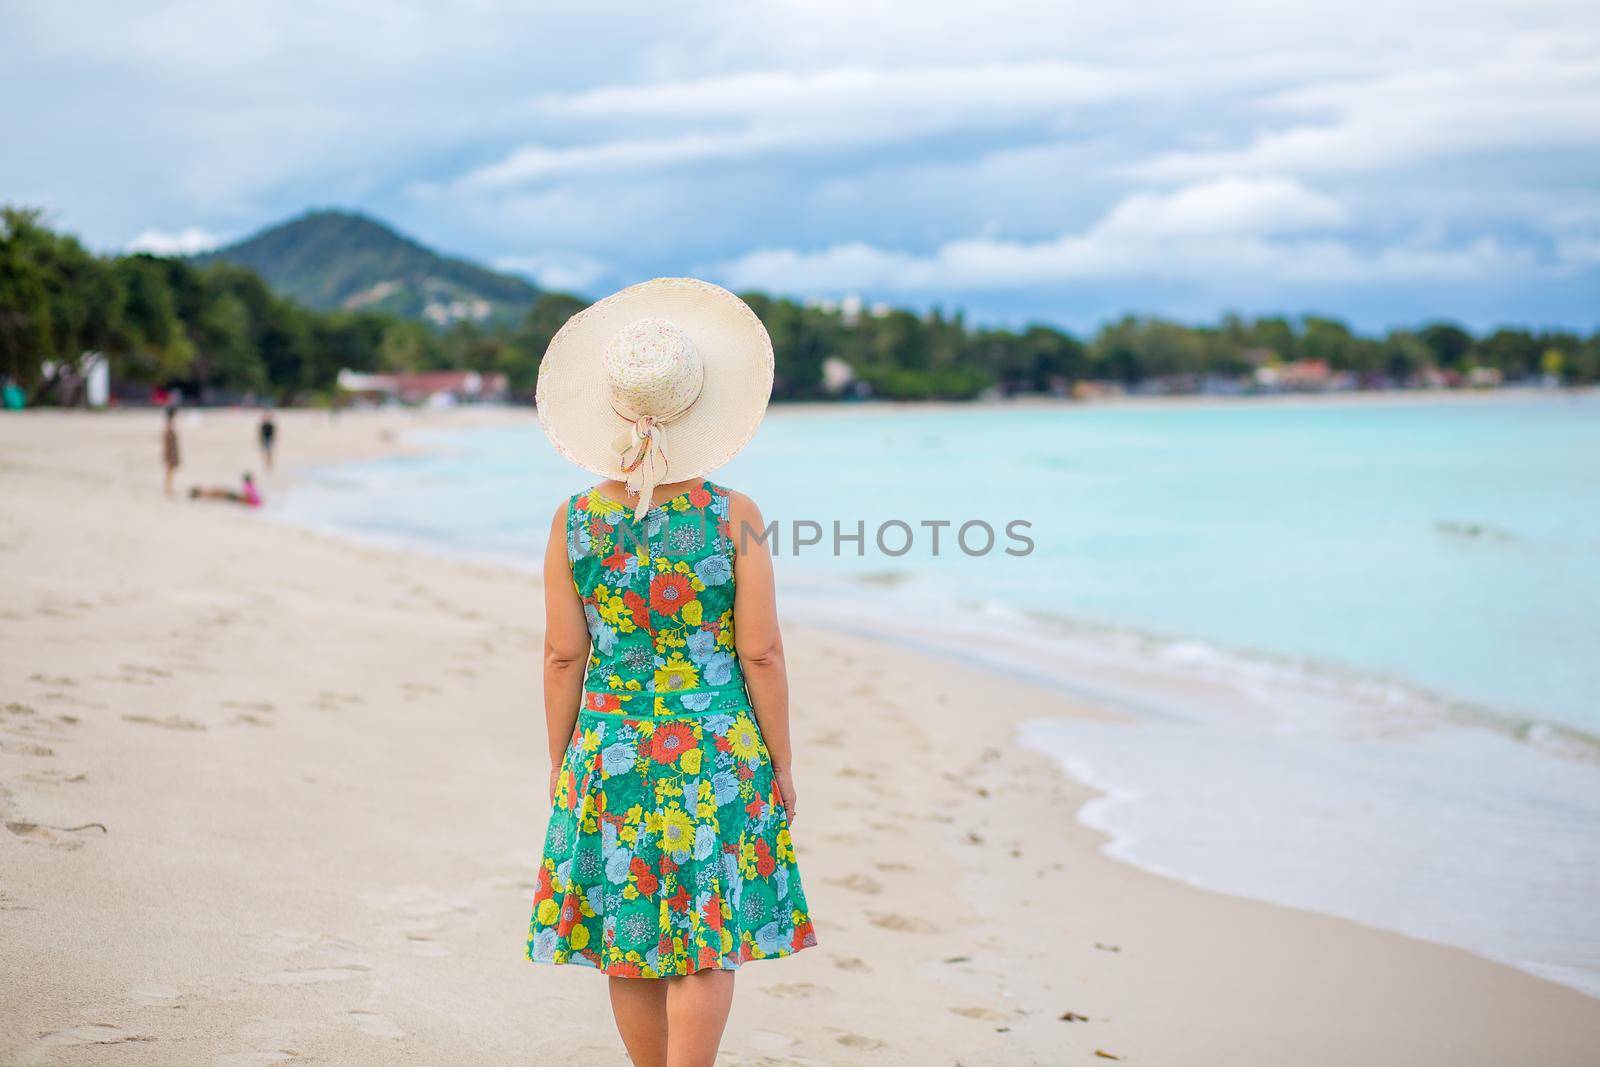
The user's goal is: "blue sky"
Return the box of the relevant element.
[5,0,1598,333]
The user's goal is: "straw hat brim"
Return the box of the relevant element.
[535,278,774,482]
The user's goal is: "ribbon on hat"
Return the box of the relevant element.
[612,414,671,520]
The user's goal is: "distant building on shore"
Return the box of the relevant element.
[336,369,509,406]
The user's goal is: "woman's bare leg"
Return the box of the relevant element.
[608,976,668,1067]
[665,970,735,1067]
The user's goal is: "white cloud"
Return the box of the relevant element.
[491,252,608,292]
[1132,56,1600,180]
[126,226,223,255]
[1095,176,1345,238]
[449,61,1145,190]
[711,176,1558,293]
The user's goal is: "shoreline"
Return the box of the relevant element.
[4,408,1598,1064]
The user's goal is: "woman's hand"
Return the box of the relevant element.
[774,764,798,824]
[548,762,561,806]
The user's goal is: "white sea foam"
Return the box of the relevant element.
[782,576,1600,999]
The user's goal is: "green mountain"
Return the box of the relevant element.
[193,209,538,325]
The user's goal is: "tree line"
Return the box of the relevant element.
[3,206,1596,406]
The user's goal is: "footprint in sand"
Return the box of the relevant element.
[348,1010,405,1039]
[122,663,173,678]
[128,986,183,1009]
[763,982,828,999]
[123,714,206,731]
[825,873,883,895]
[230,714,273,728]
[951,1005,1010,1021]
[5,821,106,850]
[26,1023,156,1056]
[361,885,479,957]
[214,1051,301,1066]
[249,963,371,985]
[833,956,871,973]
[0,739,54,757]
[837,1033,886,1051]
[223,700,276,712]
[743,1028,799,1052]
[866,912,938,934]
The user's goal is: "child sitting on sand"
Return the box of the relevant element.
[189,472,262,508]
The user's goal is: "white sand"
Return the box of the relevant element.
[2,408,1597,1065]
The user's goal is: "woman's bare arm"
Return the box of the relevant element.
[729,491,798,820]
[543,502,591,798]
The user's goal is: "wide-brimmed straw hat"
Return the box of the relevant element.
[535,277,774,519]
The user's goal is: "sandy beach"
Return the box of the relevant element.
[3,407,1598,1066]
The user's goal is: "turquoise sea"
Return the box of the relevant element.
[279,392,1600,995]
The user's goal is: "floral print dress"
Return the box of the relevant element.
[526,480,817,977]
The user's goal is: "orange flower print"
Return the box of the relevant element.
[649,721,696,764]
[689,486,712,508]
[623,589,651,630]
[630,856,659,896]
[650,572,694,616]
[584,691,621,713]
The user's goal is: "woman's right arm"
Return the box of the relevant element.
[543,502,591,801]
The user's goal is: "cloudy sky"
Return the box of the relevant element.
[6,0,1598,332]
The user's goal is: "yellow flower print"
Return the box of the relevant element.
[726,716,763,761]
[660,808,695,854]
[596,591,637,632]
[681,600,703,626]
[581,727,601,752]
[716,610,735,650]
[570,924,589,950]
[537,898,559,925]
[584,493,625,517]
[679,747,703,775]
[654,655,700,693]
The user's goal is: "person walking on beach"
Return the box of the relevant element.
[161,406,181,497]
[525,279,814,1067]
[258,409,276,471]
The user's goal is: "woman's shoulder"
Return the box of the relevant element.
[707,481,759,514]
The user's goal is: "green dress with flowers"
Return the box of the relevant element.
[525,480,817,977]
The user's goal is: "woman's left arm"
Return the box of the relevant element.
[729,491,798,822]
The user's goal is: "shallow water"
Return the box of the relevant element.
[277,393,1600,996]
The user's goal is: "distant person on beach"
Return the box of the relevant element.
[258,410,277,471]
[161,407,181,497]
[190,472,262,508]
[524,280,813,1066]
